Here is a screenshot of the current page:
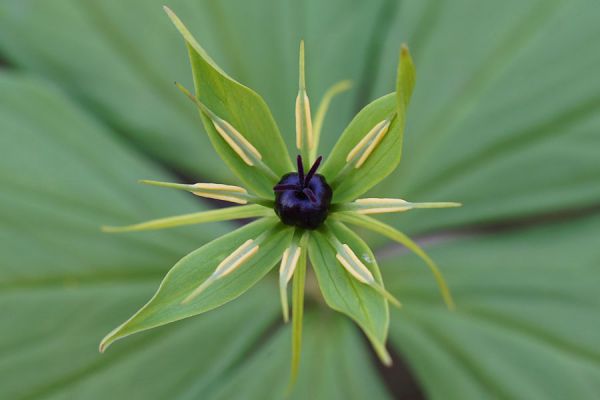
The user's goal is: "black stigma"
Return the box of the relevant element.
[273,155,332,230]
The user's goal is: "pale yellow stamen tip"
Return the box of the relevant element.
[295,92,314,150]
[279,245,302,322]
[354,198,411,214]
[191,183,249,204]
[336,244,375,284]
[346,119,391,168]
[212,120,262,166]
[181,240,259,304]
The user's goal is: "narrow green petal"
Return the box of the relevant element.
[310,80,353,162]
[278,231,306,323]
[289,240,308,389]
[396,44,416,111]
[296,40,314,164]
[333,212,456,310]
[102,204,272,233]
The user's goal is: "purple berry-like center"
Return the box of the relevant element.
[273,155,332,229]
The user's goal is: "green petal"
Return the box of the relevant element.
[321,46,415,202]
[289,238,308,389]
[100,217,293,352]
[165,7,293,197]
[308,222,391,365]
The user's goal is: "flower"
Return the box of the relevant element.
[99,6,460,382]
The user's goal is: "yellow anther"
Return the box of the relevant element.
[182,239,259,304]
[346,119,391,168]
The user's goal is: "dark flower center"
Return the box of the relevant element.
[273,155,332,230]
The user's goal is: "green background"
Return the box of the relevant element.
[1,0,599,398]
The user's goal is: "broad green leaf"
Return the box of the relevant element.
[0,73,245,398]
[165,7,293,198]
[308,222,390,364]
[0,0,393,183]
[383,214,600,399]
[366,0,600,234]
[320,47,414,203]
[100,217,293,351]
[210,311,392,400]
[3,0,599,232]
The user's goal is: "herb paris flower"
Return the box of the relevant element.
[99,6,461,382]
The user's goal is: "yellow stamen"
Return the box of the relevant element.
[296,40,314,155]
[334,241,401,308]
[175,82,262,166]
[182,240,259,304]
[336,244,375,284]
[191,183,248,204]
[346,119,391,168]
[279,245,302,322]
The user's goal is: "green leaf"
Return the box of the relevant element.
[383,214,600,399]
[367,0,600,233]
[100,217,293,351]
[320,46,414,203]
[0,73,239,398]
[0,0,397,185]
[308,222,390,364]
[210,311,392,400]
[165,7,293,198]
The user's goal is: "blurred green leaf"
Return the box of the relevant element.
[368,0,600,233]
[308,222,390,364]
[0,72,244,398]
[101,218,293,351]
[1,0,600,398]
[211,311,392,400]
[383,214,600,399]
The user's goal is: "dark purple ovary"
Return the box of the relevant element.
[273,155,332,229]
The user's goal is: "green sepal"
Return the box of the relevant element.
[308,222,391,365]
[100,217,293,352]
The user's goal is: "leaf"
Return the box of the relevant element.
[210,311,392,400]
[0,73,238,398]
[0,0,397,183]
[320,46,414,203]
[308,222,390,364]
[365,0,600,233]
[100,217,293,351]
[383,214,600,399]
[165,7,293,198]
